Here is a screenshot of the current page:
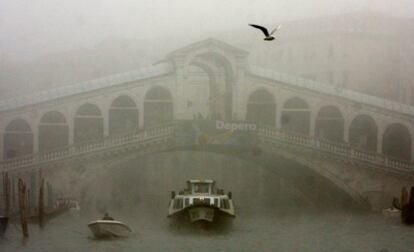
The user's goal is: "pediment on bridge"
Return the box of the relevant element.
[167,38,249,60]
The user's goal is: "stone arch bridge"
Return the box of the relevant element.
[1,38,414,210]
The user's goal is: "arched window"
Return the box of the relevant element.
[246,89,276,126]
[315,106,344,142]
[281,97,310,134]
[144,87,173,127]
[74,103,103,143]
[349,115,377,152]
[382,123,411,160]
[39,111,69,151]
[3,119,33,159]
[109,95,139,135]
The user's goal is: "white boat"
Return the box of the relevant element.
[168,179,235,223]
[88,220,132,238]
[382,207,400,218]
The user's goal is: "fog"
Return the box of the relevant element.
[1,1,414,251]
[1,0,413,60]
[1,0,414,100]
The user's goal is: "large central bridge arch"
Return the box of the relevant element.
[92,139,366,211]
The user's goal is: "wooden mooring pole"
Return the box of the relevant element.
[38,178,45,228]
[11,176,16,213]
[2,172,10,217]
[18,179,29,238]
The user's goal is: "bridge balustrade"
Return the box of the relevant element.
[0,123,174,171]
[1,120,412,173]
[257,124,413,173]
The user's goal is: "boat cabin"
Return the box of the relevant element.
[186,179,215,194]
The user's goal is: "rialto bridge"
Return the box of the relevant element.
[1,38,414,210]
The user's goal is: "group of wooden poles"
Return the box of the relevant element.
[2,171,49,238]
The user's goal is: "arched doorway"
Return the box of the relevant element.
[349,115,377,152]
[382,123,411,160]
[189,52,234,120]
[315,106,344,142]
[74,103,103,143]
[39,111,69,151]
[246,89,276,126]
[185,64,211,119]
[144,87,173,127]
[109,95,139,135]
[3,119,33,159]
[281,97,310,134]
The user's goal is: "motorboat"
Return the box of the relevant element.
[168,179,235,223]
[88,219,132,238]
[382,207,400,217]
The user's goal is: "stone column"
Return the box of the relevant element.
[173,56,188,120]
[309,110,317,137]
[100,98,110,137]
[377,125,384,154]
[232,67,245,121]
[103,113,109,137]
[343,117,351,143]
[68,116,74,145]
[275,102,282,129]
[138,97,145,129]
[0,130,3,160]
[32,122,39,153]
[68,104,76,145]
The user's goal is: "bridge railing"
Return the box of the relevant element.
[0,123,175,171]
[257,125,413,172]
[1,120,413,173]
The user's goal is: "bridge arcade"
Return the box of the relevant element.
[0,38,414,163]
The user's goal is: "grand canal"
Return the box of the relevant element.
[1,209,413,252]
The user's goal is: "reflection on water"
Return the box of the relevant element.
[1,210,414,252]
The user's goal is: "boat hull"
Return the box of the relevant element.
[382,208,400,218]
[188,206,215,222]
[88,220,131,238]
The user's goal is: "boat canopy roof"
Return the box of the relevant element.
[187,179,215,184]
[186,179,216,194]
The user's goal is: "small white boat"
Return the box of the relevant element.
[382,207,401,217]
[88,220,132,238]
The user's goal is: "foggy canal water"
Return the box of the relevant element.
[1,152,414,252]
[1,210,414,252]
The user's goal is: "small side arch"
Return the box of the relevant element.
[281,97,310,134]
[3,118,33,158]
[315,105,344,142]
[144,86,173,127]
[246,88,276,126]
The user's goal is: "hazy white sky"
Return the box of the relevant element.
[0,0,412,60]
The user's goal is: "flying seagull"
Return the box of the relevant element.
[249,24,281,41]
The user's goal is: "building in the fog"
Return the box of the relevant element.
[247,11,414,105]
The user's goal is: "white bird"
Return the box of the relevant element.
[249,24,282,41]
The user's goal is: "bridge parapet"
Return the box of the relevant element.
[0,123,174,172]
[258,125,413,173]
[1,120,413,174]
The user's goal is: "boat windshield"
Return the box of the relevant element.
[192,183,210,194]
